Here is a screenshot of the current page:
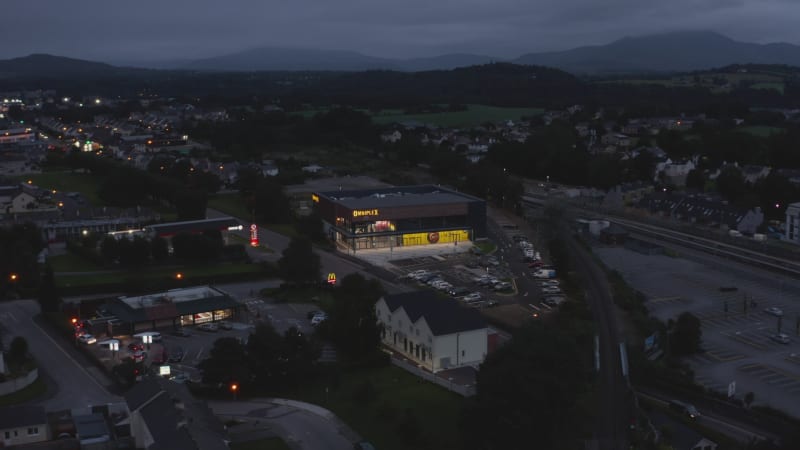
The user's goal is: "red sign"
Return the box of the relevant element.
[250,224,259,247]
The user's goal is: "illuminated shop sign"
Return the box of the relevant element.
[352,209,379,217]
[402,230,470,247]
[311,194,319,203]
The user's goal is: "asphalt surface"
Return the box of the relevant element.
[0,299,121,411]
[211,399,356,450]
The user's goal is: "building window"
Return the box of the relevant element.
[462,350,465,357]
[27,427,38,435]
[4,431,9,439]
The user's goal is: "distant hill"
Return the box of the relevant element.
[514,31,800,74]
[183,47,398,72]
[0,54,127,78]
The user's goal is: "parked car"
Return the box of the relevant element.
[764,307,784,317]
[169,346,186,362]
[493,282,513,291]
[170,373,190,384]
[198,323,219,332]
[128,342,145,352]
[217,321,233,330]
[171,328,191,337]
[533,269,557,279]
[307,310,323,320]
[771,333,791,344]
[311,312,328,326]
[539,279,560,286]
[77,334,97,345]
[463,292,482,302]
[448,287,471,297]
[485,300,500,308]
[543,297,565,307]
[541,287,562,295]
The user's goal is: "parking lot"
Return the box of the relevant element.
[594,244,800,416]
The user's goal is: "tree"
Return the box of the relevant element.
[151,237,169,263]
[100,236,120,264]
[7,336,28,365]
[277,237,320,285]
[669,312,702,356]
[685,169,706,191]
[715,166,747,204]
[173,188,208,221]
[322,273,385,362]
[461,322,591,450]
[548,238,571,274]
[37,265,60,313]
[252,178,291,224]
[198,337,250,386]
[744,391,755,409]
[245,323,319,390]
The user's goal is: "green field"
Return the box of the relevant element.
[370,104,544,127]
[750,82,785,94]
[740,126,784,137]
[55,263,266,288]
[286,365,464,450]
[15,172,104,205]
[48,252,103,272]
[208,194,253,220]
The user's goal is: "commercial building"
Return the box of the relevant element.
[101,286,240,334]
[312,185,486,252]
[785,202,800,244]
[375,291,488,372]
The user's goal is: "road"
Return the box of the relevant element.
[566,233,631,450]
[211,399,356,450]
[0,300,121,411]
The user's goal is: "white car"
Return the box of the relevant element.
[407,270,429,280]
[311,313,328,326]
[463,292,482,302]
[764,307,784,317]
[539,280,560,286]
[77,334,97,344]
[541,287,562,294]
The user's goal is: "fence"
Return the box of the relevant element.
[390,357,476,397]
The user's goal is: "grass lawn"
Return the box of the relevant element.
[230,438,291,450]
[750,82,785,94]
[370,104,544,127]
[0,377,47,406]
[16,172,104,205]
[473,241,496,255]
[56,263,267,288]
[263,286,334,305]
[208,194,253,220]
[48,252,103,272]
[284,365,465,450]
[740,126,783,137]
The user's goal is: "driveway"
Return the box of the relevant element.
[211,399,357,450]
[0,300,121,411]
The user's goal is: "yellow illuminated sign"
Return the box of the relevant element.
[401,230,470,247]
[352,209,379,218]
[311,194,319,203]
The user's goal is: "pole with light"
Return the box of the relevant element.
[230,382,238,401]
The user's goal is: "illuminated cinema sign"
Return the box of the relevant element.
[352,209,379,218]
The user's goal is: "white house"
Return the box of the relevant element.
[785,202,800,244]
[380,130,402,143]
[375,291,488,373]
[0,405,49,447]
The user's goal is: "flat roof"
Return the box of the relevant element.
[119,286,227,309]
[144,217,240,235]
[285,175,391,195]
[317,184,483,210]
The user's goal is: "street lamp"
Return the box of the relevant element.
[230,382,238,400]
[175,272,183,280]
[9,273,18,282]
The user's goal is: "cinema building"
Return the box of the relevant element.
[312,185,486,252]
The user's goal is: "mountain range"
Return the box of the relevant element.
[2,31,800,77]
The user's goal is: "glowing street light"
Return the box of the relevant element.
[9,273,18,282]
[175,272,183,280]
[230,382,238,400]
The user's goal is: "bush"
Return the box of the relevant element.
[352,380,376,405]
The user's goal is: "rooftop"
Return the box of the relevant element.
[318,184,483,210]
[119,286,227,310]
[381,291,487,336]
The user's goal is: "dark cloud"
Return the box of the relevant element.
[1,0,797,61]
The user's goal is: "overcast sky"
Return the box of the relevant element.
[2,0,799,62]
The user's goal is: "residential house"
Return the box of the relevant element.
[0,405,49,447]
[375,291,488,373]
[776,168,800,186]
[260,161,279,177]
[380,130,402,143]
[785,202,800,244]
[604,181,654,208]
[123,377,228,450]
[636,192,764,234]
[741,165,771,184]
[655,158,696,186]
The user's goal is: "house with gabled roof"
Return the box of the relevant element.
[375,291,488,373]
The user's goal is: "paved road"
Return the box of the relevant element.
[567,234,631,450]
[211,399,356,450]
[0,300,121,411]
